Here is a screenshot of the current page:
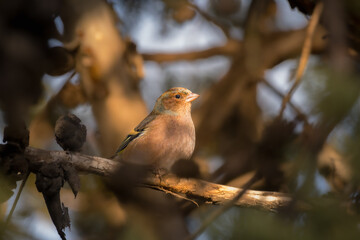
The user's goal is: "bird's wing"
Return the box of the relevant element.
[115,130,142,154]
[134,113,157,132]
[115,113,157,154]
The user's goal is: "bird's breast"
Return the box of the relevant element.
[146,115,195,168]
[121,115,195,169]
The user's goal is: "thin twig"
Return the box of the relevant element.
[188,2,230,38]
[262,79,309,126]
[278,2,324,118]
[153,186,199,207]
[186,173,260,240]
[5,171,30,224]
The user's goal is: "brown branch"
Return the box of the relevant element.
[187,174,260,240]
[142,39,241,63]
[278,2,324,118]
[5,171,30,225]
[142,27,326,66]
[262,79,309,125]
[25,147,292,211]
[188,2,230,38]
[262,26,327,69]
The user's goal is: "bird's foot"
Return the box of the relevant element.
[152,168,169,182]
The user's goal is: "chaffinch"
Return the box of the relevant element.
[113,87,199,170]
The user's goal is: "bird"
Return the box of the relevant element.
[113,87,199,170]
[55,113,87,152]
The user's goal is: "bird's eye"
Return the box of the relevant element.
[175,94,181,99]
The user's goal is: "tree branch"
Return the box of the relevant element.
[188,2,231,38]
[25,147,292,211]
[186,173,260,240]
[278,2,324,118]
[142,39,241,63]
[261,79,309,125]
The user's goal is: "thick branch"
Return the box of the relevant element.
[25,147,292,211]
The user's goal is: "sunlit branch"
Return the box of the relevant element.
[25,147,292,211]
[186,174,260,240]
[278,2,324,118]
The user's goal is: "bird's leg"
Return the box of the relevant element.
[152,168,170,184]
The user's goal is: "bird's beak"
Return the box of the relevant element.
[185,93,200,103]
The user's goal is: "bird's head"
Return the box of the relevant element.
[153,87,199,116]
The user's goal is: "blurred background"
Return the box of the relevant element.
[1,0,360,239]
